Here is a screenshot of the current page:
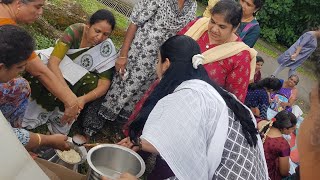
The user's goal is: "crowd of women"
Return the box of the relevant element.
[0,0,319,179]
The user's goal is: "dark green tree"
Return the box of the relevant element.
[258,0,320,46]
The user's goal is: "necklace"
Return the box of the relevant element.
[242,16,254,22]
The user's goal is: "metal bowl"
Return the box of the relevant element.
[86,144,145,180]
[54,141,87,165]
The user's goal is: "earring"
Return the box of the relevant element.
[15,8,20,17]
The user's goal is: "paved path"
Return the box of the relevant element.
[257,39,316,112]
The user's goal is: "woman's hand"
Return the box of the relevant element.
[62,102,80,124]
[280,102,290,108]
[250,107,260,117]
[117,137,139,152]
[47,134,70,151]
[290,54,297,61]
[77,96,86,110]
[115,57,128,74]
[118,173,138,180]
[114,22,138,74]
[101,173,137,180]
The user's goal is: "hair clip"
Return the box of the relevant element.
[192,54,204,69]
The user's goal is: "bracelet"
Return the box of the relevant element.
[119,56,127,59]
[137,137,142,151]
[36,133,42,146]
[66,101,78,108]
[92,90,98,99]
[132,137,142,151]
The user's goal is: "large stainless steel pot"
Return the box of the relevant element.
[86,144,145,180]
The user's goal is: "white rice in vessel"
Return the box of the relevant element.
[57,149,81,164]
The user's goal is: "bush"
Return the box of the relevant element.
[258,0,320,47]
[110,27,126,49]
[34,34,55,50]
[197,0,208,5]
[22,25,55,49]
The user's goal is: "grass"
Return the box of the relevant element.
[297,61,317,80]
[268,42,288,52]
[34,34,56,49]
[254,41,279,58]
[74,0,129,30]
[196,1,206,17]
[23,24,56,49]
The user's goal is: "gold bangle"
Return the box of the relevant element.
[67,101,78,108]
[92,90,98,99]
[119,56,127,59]
[36,133,42,146]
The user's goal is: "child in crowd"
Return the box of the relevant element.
[245,77,282,119]
[254,56,264,83]
[258,110,297,180]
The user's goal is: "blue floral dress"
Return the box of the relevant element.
[0,77,30,127]
[0,77,31,145]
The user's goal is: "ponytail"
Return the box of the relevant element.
[259,110,297,143]
[248,77,282,91]
[259,118,275,143]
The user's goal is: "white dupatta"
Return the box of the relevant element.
[36,38,117,85]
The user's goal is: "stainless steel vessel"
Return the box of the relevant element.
[86,144,145,180]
